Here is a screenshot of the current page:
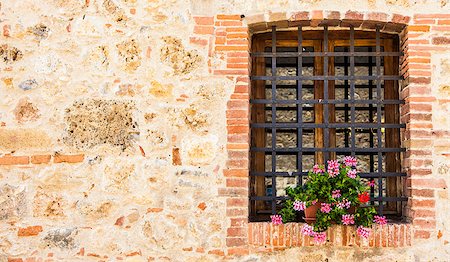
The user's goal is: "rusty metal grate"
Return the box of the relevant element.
[249,26,406,222]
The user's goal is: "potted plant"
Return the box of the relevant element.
[270,156,388,244]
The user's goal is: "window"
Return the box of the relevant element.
[249,26,406,222]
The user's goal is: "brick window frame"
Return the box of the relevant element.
[193,10,446,256]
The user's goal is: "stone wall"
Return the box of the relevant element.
[0,0,449,261]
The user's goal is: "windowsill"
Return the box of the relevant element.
[247,222,412,250]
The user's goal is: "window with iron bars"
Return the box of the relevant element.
[249,26,406,222]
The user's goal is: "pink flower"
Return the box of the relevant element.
[270,214,283,225]
[368,180,375,187]
[313,232,327,244]
[357,226,371,239]
[332,189,341,199]
[347,169,357,179]
[293,200,306,211]
[343,156,357,167]
[301,224,315,236]
[374,215,387,225]
[336,199,351,209]
[341,214,355,225]
[320,203,332,213]
[311,200,318,205]
[313,164,324,174]
[327,160,340,170]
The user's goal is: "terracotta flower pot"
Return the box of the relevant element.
[303,201,321,224]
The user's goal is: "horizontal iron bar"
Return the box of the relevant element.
[251,123,406,128]
[251,51,403,57]
[250,171,407,177]
[261,129,380,134]
[251,99,404,105]
[265,106,383,111]
[251,75,402,81]
[250,147,406,153]
[250,196,408,201]
[265,84,383,89]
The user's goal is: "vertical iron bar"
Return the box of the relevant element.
[271,26,277,214]
[375,26,383,215]
[323,26,329,163]
[344,47,349,148]
[350,27,356,157]
[369,47,375,204]
[297,27,303,186]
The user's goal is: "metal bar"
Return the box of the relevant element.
[251,99,404,105]
[350,27,356,157]
[297,27,303,187]
[265,106,389,111]
[251,51,403,57]
[251,75,402,81]
[251,196,408,201]
[250,147,406,153]
[250,171,407,177]
[344,46,349,148]
[369,46,376,205]
[270,26,277,215]
[323,26,330,163]
[269,62,385,67]
[251,123,406,128]
[376,26,383,215]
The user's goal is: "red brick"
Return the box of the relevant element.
[219,188,247,197]
[215,37,226,45]
[227,227,247,237]
[226,178,248,188]
[227,100,248,109]
[215,45,248,51]
[227,51,249,57]
[227,126,249,134]
[3,24,10,37]
[227,247,249,256]
[226,33,249,39]
[194,26,214,35]
[217,14,241,20]
[219,21,243,27]
[438,19,450,25]
[0,155,29,165]
[290,12,309,21]
[367,12,388,22]
[432,37,450,45]
[413,209,435,218]
[53,154,84,163]
[344,11,364,20]
[392,14,411,24]
[227,63,248,69]
[412,219,436,229]
[409,188,435,197]
[414,230,431,239]
[18,226,43,237]
[31,155,51,164]
[408,25,430,32]
[411,199,435,208]
[8,259,23,262]
[214,69,248,75]
[228,150,248,159]
[225,27,247,33]
[193,16,214,25]
[230,218,247,227]
[414,14,450,19]
[226,208,246,217]
[207,249,225,256]
[223,169,247,177]
[226,143,248,150]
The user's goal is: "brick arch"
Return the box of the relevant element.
[243,10,410,34]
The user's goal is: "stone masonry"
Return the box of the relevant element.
[0,0,449,261]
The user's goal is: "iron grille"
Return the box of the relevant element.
[249,26,406,222]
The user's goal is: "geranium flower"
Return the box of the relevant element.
[358,192,370,203]
[357,226,370,239]
[341,214,355,225]
[332,189,341,199]
[301,224,315,236]
[270,214,283,225]
[313,164,324,174]
[343,156,357,167]
[320,203,332,213]
[336,199,351,209]
[327,160,340,169]
[313,232,327,244]
[374,215,387,225]
[293,200,306,211]
[347,169,357,179]
[368,180,375,187]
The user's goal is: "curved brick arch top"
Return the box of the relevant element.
[244,11,410,33]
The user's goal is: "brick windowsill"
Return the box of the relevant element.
[248,222,412,251]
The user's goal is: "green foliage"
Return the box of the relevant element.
[278,160,377,233]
